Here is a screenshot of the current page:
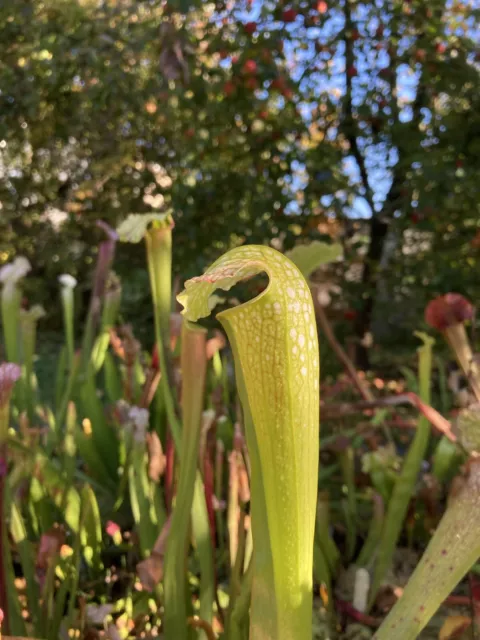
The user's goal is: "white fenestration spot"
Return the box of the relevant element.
[289,328,297,339]
[309,325,314,337]
[298,334,305,348]
[273,302,281,314]
[287,287,295,299]
[301,366,307,377]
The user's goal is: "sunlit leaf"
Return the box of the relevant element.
[285,241,343,279]
[117,213,173,244]
[178,245,319,639]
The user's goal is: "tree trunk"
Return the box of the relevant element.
[354,215,389,370]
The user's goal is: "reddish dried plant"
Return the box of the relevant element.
[425,294,480,402]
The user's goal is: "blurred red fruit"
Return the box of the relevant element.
[282,8,297,22]
[242,59,258,74]
[471,230,480,248]
[410,212,420,224]
[347,65,357,77]
[223,81,235,96]
[351,28,360,41]
[317,0,328,13]
[415,49,426,62]
[436,42,447,54]
[271,77,285,90]
[245,77,259,90]
[261,49,272,62]
[244,21,257,35]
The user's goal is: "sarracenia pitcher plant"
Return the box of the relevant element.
[178,245,320,640]
[373,294,480,638]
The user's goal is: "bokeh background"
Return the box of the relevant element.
[1,0,479,369]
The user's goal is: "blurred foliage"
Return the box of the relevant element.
[0,0,479,344]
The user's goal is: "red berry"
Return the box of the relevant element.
[410,212,420,224]
[259,110,269,119]
[244,21,257,35]
[415,48,426,62]
[242,59,258,74]
[436,42,447,54]
[223,81,235,96]
[317,0,328,13]
[282,8,297,22]
[245,77,259,90]
[347,65,357,77]
[219,50,229,60]
[351,28,360,41]
[271,77,285,90]
[261,49,272,63]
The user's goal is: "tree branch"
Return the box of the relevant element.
[343,0,375,213]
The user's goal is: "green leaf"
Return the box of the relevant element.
[163,323,210,640]
[10,502,40,625]
[370,331,434,605]
[376,460,480,639]
[129,443,165,557]
[34,453,82,532]
[80,485,103,570]
[285,241,343,279]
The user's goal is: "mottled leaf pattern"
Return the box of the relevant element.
[178,245,319,639]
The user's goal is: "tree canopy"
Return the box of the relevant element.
[1,0,479,359]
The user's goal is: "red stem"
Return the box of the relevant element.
[0,447,10,634]
[165,431,175,513]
